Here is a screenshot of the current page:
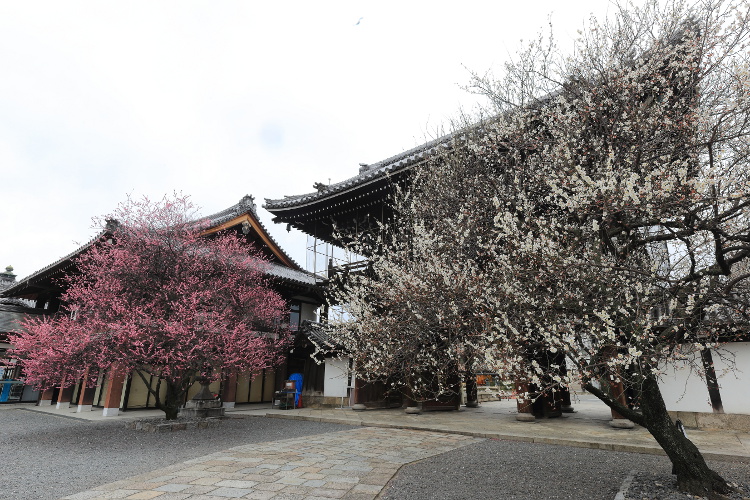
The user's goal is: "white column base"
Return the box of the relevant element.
[222,402,235,409]
[610,418,635,429]
[56,401,70,409]
[76,404,92,413]
[38,399,53,406]
[102,407,119,417]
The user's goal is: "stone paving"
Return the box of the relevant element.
[18,395,748,499]
[256,398,750,461]
[24,396,750,462]
[60,427,483,500]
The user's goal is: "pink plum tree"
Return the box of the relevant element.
[13,194,289,419]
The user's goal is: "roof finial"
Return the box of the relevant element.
[1,265,16,284]
[105,219,120,232]
[239,195,257,214]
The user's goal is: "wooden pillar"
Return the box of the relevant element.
[608,375,628,418]
[76,368,96,413]
[543,388,563,418]
[221,372,238,409]
[464,371,478,408]
[102,366,126,417]
[600,344,635,429]
[352,376,367,411]
[402,380,420,414]
[560,385,575,413]
[276,360,288,392]
[55,378,73,410]
[607,375,634,429]
[515,378,535,421]
[556,352,574,413]
[38,388,54,406]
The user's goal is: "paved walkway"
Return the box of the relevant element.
[60,427,481,500]
[15,396,749,499]
[246,396,750,462]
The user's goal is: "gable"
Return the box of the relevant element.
[200,212,299,270]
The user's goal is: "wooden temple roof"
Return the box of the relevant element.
[201,195,302,270]
[0,302,46,334]
[263,131,456,243]
[2,195,321,301]
[1,232,106,300]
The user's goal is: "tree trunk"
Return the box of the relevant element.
[160,382,183,420]
[638,374,730,498]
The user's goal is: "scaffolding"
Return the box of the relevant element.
[305,234,368,282]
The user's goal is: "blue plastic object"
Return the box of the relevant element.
[0,381,13,402]
[288,373,303,408]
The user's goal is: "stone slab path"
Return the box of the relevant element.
[61,427,483,500]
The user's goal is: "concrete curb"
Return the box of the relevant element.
[18,407,91,422]
[263,412,750,463]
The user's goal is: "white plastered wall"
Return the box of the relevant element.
[658,352,712,413]
[323,357,349,398]
[712,342,750,414]
[658,342,750,415]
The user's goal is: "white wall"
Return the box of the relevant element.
[713,342,750,414]
[658,342,750,415]
[658,352,712,413]
[323,357,349,398]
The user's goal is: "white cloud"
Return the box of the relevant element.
[0,0,612,276]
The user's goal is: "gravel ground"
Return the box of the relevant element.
[3,406,748,500]
[626,469,750,499]
[0,407,353,500]
[380,438,750,500]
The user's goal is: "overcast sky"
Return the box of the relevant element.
[1,1,616,279]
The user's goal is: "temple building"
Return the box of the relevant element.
[265,134,473,412]
[0,195,342,414]
[0,266,43,402]
[265,134,750,428]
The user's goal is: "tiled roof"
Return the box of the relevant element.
[0,302,46,333]
[1,232,105,297]
[299,320,345,354]
[263,131,456,210]
[2,195,308,298]
[266,262,317,287]
[202,195,302,270]
[202,194,259,228]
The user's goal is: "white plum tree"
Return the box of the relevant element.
[328,1,750,496]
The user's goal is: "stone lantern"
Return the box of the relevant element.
[180,382,225,418]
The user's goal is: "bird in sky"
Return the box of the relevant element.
[355,17,363,26]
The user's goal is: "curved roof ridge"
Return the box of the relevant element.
[3,194,305,298]
[202,195,303,271]
[202,194,258,227]
[1,232,105,297]
[265,261,317,286]
[264,130,457,210]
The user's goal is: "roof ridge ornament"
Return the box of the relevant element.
[0,265,16,282]
[105,219,120,232]
[238,194,257,214]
